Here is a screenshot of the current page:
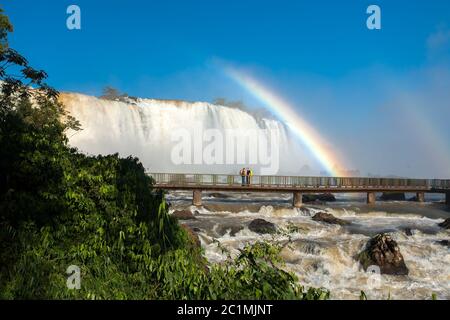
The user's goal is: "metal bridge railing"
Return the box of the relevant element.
[147,173,450,190]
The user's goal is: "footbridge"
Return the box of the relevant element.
[148,173,450,207]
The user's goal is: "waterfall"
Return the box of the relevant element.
[60,92,314,175]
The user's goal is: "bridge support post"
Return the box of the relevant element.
[416,192,425,202]
[367,192,376,204]
[293,192,302,208]
[193,189,202,206]
[446,192,450,206]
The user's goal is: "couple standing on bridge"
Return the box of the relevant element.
[240,168,253,186]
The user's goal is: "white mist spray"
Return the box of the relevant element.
[61,93,315,174]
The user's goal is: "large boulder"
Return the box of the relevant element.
[248,219,276,234]
[379,192,405,201]
[438,218,450,229]
[357,234,409,275]
[172,210,196,220]
[312,212,350,226]
[303,193,336,203]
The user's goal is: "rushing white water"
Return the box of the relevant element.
[61,93,313,175]
[169,192,450,300]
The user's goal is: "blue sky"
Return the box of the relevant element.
[3,0,450,177]
[3,0,448,96]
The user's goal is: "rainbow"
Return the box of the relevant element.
[224,67,346,176]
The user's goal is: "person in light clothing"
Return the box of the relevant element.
[240,168,246,186]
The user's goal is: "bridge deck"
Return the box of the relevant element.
[148,173,450,193]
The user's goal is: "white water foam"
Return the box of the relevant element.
[185,205,450,300]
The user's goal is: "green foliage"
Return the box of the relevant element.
[359,290,368,300]
[99,86,137,103]
[208,241,330,300]
[0,7,13,51]
[99,86,121,100]
[0,152,181,299]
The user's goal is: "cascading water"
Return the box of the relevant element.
[60,92,314,175]
[168,192,450,300]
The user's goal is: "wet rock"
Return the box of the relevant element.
[180,224,201,248]
[279,246,300,264]
[436,240,449,247]
[298,206,312,215]
[312,212,350,226]
[295,240,321,255]
[357,233,409,275]
[303,193,336,203]
[248,218,276,234]
[172,210,196,220]
[216,224,244,236]
[379,192,406,201]
[280,240,321,262]
[209,192,231,199]
[403,228,413,236]
[438,218,450,229]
